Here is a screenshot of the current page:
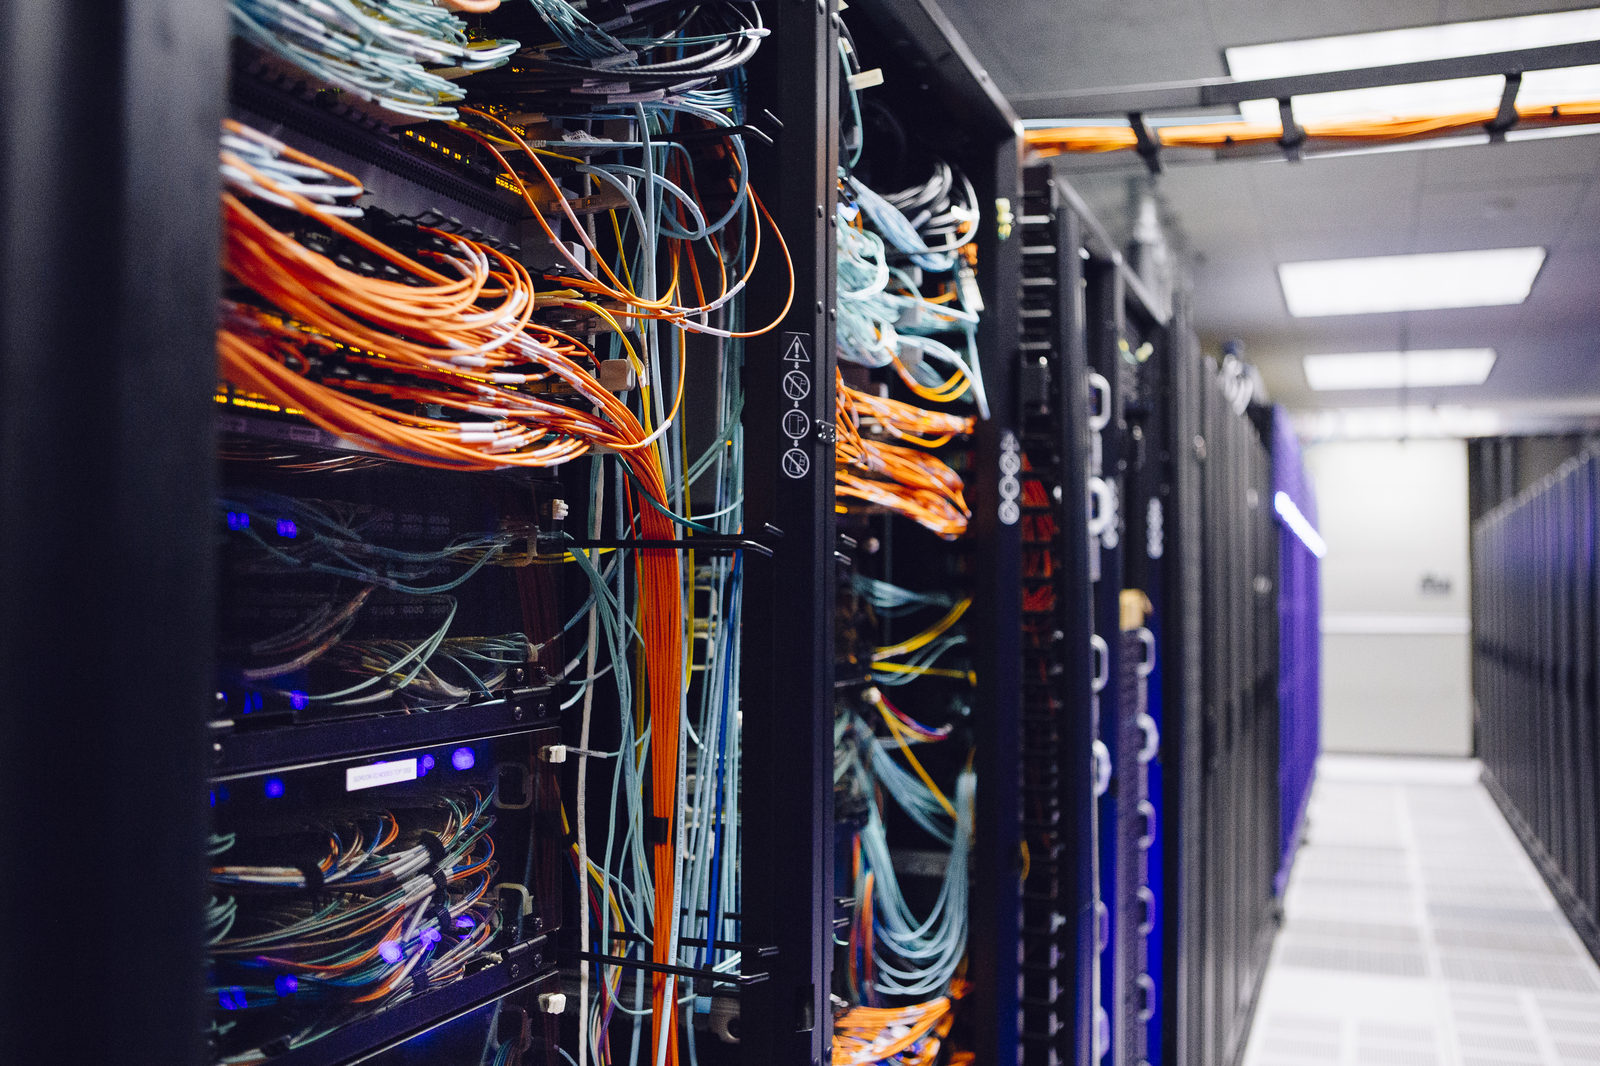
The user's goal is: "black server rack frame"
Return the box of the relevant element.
[1014,165,1098,1066]
[738,0,842,1061]
[1,3,229,1065]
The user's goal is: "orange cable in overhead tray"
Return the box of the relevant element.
[1025,97,1600,157]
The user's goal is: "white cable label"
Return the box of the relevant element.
[346,758,419,792]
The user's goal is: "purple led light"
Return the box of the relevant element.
[226,512,250,531]
[264,777,285,799]
[276,519,298,538]
[274,974,299,997]
[378,940,404,964]
[419,754,436,776]
[218,987,247,1011]
[289,691,308,710]
[451,746,476,771]
[454,915,475,930]
[419,927,441,947]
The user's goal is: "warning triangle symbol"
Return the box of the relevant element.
[782,335,810,363]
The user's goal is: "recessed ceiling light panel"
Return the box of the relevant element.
[1278,248,1545,317]
[1226,10,1600,123]
[1302,349,1496,391]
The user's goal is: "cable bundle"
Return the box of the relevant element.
[210,791,501,1063]
[836,376,970,539]
[469,2,768,107]
[836,198,988,418]
[833,998,956,1066]
[218,121,695,1064]
[231,0,519,120]
[833,688,972,1039]
[870,598,972,687]
[1025,98,1600,158]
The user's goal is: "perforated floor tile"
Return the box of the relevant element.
[1241,757,1600,1066]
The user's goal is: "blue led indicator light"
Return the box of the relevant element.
[451,747,476,771]
[378,941,404,964]
[264,777,285,799]
[219,987,247,1011]
[419,927,441,948]
[274,974,299,997]
[419,754,436,776]
[226,512,250,531]
[289,691,308,710]
[454,915,475,930]
[276,519,298,538]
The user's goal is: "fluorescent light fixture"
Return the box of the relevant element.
[1278,248,1544,317]
[1303,349,1496,391]
[1274,491,1327,558]
[1226,10,1600,124]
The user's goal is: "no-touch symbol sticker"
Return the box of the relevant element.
[782,448,811,478]
[782,370,811,401]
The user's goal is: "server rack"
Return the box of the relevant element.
[829,3,1025,1063]
[1166,346,1281,1066]
[1106,302,1284,1066]
[1475,450,1600,962]
[1269,409,1319,899]
[0,4,852,1064]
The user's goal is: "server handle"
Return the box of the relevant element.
[1136,973,1157,1022]
[1087,477,1114,538]
[1135,626,1156,677]
[1087,372,1112,432]
[1136,885,1155,936]
[1090,633,1110,692]
[1136,713,1160,764]
[1137,799,1157,850]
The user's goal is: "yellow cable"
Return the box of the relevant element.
[873,598,971,660]
[871,662,976,684]
[872,695,957,819]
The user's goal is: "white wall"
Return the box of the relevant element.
[1303,439,1472,756]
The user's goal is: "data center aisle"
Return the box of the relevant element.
[1241,755,1600,1066]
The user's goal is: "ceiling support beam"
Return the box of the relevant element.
[1012,39,1600,119]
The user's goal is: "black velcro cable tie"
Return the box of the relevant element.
[433,904,461,943]
[297,862,326,894]
[647,815,672,846]
[432,870,450,896]
[418,832,447,871]
[261,1038,292,1058]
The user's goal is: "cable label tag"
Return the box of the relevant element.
[346,758,419,792]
